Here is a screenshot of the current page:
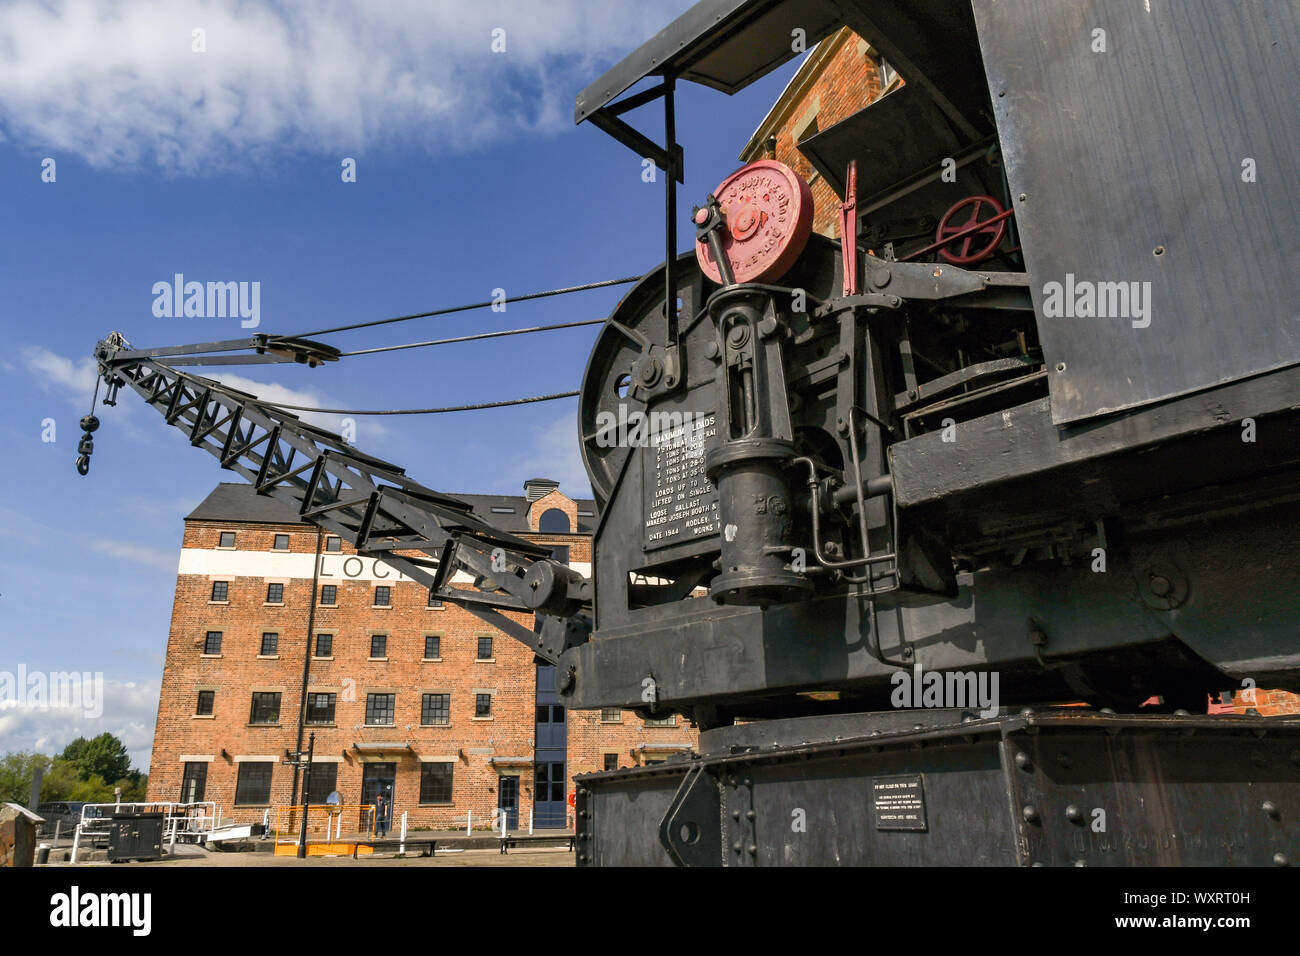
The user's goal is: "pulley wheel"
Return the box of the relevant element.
[935,194,1007,266]
[695,160,814,285]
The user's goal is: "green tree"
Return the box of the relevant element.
[60,733,132,784]
[0,751,52,805]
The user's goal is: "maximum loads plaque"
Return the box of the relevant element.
[642,409,719,551]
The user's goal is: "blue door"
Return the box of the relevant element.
[534,664,568,828]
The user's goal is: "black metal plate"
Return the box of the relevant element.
[973,0,1300,423]
[872,773,927,831]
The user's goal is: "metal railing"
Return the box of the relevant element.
[68,801,221,863]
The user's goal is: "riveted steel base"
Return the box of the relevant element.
[573,709,1300,866]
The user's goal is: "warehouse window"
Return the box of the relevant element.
[203,631,222,655]
[373,585,391,607]
[489,506,515,514]
[599,708,622,723]
[180,762,207,803]
[304,763,337,805]
[218,531,236,548]
[369,634,388,659]
[305,693,336,725]
[427,589,443,608]
[476,636,493,661]
[196,690,214,716]
[419,763,453,804]
[549,544,570,565]
[475,693,492,718]
[366,693,395,726]
[421,693,450,726]
[266,582,284,604]
[314,633,333,657]
[603,753,619,772]
[539,508,570,533]
[249,692,281,725]
[424,635,441,660]
[325,536,341,552]
[319,584,337,606]
[259,632,278,656]
[645,715,676,727]
[234,763,272,805]
[272,534,290,550]
[210,581,229,602]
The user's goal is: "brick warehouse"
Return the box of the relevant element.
[147,478,697,832]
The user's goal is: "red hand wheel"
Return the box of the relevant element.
[935,194,1007,266]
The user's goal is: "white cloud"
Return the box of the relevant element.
[0,677,159,772]
[0,0,693,173]
[511,407,591,498]
[86,539,178,573]
[20,346,97,397]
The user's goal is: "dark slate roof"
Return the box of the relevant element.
[187,482,598,534]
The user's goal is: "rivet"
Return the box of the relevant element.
[1022,805,1039,823]
[747,844,757,855]
[1065,805,1083,823]
[1262,800,1279,819]
[1015,751,1032,771]
[745,810,755,821]
[733,841,742,853]
[1274,853,1289,867]
[732,809,740,820]
[743,777,752,787]
[1073,859,1087,867]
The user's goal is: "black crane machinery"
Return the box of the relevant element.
[85,0,1300,865]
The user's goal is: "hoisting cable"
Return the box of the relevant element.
[253,390,580,416]
[337,318,604,357]
[290,275,640,340]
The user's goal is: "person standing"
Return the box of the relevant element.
[374,791,388,838]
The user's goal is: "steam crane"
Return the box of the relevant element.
[84,0,1300,865]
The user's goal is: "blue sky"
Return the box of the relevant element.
[0,1,807,770]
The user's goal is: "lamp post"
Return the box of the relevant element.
[285,733,315,860]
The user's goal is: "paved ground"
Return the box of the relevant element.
[43,842,574,867]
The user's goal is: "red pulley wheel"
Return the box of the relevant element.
[695,159,815,284]
[935,194,1007,266]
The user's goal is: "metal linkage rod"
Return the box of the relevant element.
[92,339,590,663]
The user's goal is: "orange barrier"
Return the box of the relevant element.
[272,804,380,856]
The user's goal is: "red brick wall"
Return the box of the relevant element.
[147,498,697,831]
[759,30,887,237]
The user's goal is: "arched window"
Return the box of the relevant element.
[538,508,570,533]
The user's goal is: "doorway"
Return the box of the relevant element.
[497,775,519,830]
[361,762,396,834]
